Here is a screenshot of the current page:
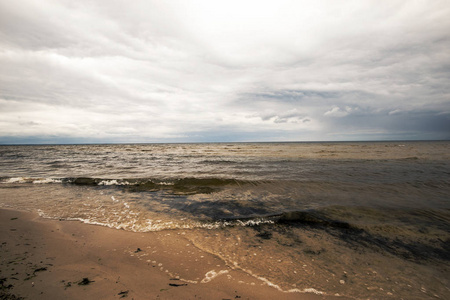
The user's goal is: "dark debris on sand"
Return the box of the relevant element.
[118,290,129,298]
[33,267,47,273]
[168,283,187,287]
[0,277,24,300]
[168,278,187,287]
[0,292,25,300]
[77,277,94,285]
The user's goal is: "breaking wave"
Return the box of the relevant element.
[0,176,266,194]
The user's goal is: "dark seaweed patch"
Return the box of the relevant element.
[336,228,450,262]
[180,200,272,219]
[264,208,450,263]
[277,210,353,229]
[255,231,272,240]
[65,177,101,186]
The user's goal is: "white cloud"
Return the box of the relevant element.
[388,109,402,115]
[324,106,359,118]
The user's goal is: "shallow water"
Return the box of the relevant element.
[1,141,449,298]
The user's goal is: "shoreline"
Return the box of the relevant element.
[0,208,339,300]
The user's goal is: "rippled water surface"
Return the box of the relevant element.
[1,142,449,298]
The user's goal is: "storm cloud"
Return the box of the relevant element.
[1,0,449,143]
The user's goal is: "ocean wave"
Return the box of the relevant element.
[1,176,265,194]
[37,210,277,232]
[0,177,62,184]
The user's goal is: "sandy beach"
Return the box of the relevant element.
[0,208,336,300]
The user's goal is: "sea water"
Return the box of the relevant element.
[1,142,449,298]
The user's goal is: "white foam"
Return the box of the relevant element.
[98,179,133,186]
[99,179,120,185]
[195,218,275,230]
[33,178,62,184]
[2,177,62,184]
[288,287,324,295]
[200,270,229,283]
[34,211,277,233]
[3,177,29,183]
[157,181,175,186]
[238,267,325,295]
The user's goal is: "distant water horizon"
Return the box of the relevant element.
[1,138,449,146]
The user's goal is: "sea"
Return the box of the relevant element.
[0,141,449,299]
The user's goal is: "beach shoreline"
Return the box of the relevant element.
[0,208,337,300]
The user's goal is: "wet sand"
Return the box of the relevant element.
[0,208,337,300]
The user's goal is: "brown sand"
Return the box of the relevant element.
[0,208,340,300]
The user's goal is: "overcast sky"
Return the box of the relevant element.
[1,0,449,144]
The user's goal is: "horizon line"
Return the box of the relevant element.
[1,139,449,146]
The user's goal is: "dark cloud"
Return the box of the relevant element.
[322,109,450,140]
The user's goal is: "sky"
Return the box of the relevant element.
[0,0,449,144]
